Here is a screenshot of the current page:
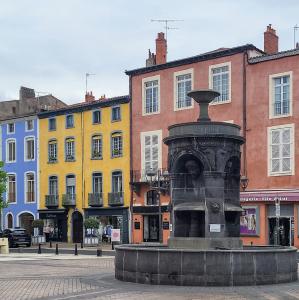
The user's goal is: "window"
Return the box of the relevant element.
[26,173,35,202]
[92,173,103,194]
[7,174,16,203]
[268,124,294,176]
[93,110,101,124]
[26,120,34,131]
[142,75,160,115]
[112,171,122,193]
[141,130,162,174]
[209,62,231,103]
[48,139,57,163]
[66,115,74,128]
[65,137,75,161]
[146,190,159,205]
[91,135,102,159]
[66,175,76,196]
[24,137,35,161]
[7,123,15,134]
[111,132,123,157]
[111,106,121,121]
[174,70,193,110]
[49,176,58,195]
[270,72,292,118]
[49,118,56,131]
[6,139,16,162]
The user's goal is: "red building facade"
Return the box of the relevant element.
[127,26,299,247]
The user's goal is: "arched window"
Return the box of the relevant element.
[65,137,75,161]
[7,214,13,228]
[26,172,35,202]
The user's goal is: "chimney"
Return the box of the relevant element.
[264,24,278,54]
[19,86,35,101]
[146,49,156,67]
[85,91,95,103]
[155,32,167,64]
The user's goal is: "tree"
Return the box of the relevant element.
[0,161,7,210]
[84,217,99,237]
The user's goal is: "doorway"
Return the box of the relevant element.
[19,213,34,235]
[268,217,293,246]
[72,211,83,243]
[143,215,159,242]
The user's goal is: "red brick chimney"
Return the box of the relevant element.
[85,91,95,103]
[264,24,278,54]
[156,32,167,64]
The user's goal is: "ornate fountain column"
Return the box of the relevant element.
[164,90,244,249]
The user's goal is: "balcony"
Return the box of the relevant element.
[108,192,124,206]
[62,194,76,206]
[88,193,103,207]
[45,195,59,208]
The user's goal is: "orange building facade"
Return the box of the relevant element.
[127,26,299,247]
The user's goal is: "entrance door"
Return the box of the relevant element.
[72,211,83,243]
[143,215,159,242]
[19,213,34,235]
[268,217,291,246]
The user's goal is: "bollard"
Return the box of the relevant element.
[250,241,253,246]
[49,240,52,248]
[96,248,102,257]
[74,244,78,256]
[81,241,84,249]
[55,243,59,255]
[111,242,114,250]
[38,243,41,254]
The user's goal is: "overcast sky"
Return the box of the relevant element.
[1,0,299,104]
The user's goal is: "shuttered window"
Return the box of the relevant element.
[144,134,159,172]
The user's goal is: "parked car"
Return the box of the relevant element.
[2,228,31,248]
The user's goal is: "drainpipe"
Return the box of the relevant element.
[129,75,133,244]
[81,111,85,243]
[242,50,248,179]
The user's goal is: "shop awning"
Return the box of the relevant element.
[38,209,66,214]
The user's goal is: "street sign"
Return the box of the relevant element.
[111,229,121,242]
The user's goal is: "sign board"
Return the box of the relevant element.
[209,224,221,232]
[162,221,169,230]
[134,222,140,230]
[111,229,121,242]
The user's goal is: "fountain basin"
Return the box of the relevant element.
[115,245,297,286]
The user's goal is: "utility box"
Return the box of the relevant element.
[0,238,9,254]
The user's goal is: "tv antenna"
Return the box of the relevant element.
[85,73,96,93]
[294,24,299,48]
[151,19,184,40]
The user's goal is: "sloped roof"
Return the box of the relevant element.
[248,48,299,64]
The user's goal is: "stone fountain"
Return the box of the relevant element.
[115,90,297,286]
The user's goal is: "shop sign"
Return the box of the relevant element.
[111,229,121,242]
[162,221,169,230]
[45,214,57,218]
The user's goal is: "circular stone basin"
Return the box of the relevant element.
[115,245,297,286]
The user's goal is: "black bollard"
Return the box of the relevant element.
[55,243,59,255]
[111,242,114,250]
[81,241,83,249]
[250,241,253,246]
[74,244,78,256]
[49,240,52,248]
[96,248,102,257]
[38,243,41,254]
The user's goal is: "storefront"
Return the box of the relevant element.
[84,207,129,244]
[38,209,68,242]
[240,190,299,248]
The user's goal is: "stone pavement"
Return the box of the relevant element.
[0,254,298,300]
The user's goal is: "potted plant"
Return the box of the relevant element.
[84,217,99,246]
[31,219,46,244]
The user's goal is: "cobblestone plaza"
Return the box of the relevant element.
[0,255,298,300]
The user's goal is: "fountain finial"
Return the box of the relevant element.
[187,89,220,122]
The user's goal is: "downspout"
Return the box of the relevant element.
[242,50,248,178]
[81,111,85,242]
[129,75,133,244]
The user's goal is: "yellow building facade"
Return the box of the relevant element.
[38,96,130,243]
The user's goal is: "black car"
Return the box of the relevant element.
[2,228,31,248]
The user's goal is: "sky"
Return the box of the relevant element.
[1,0,299,104]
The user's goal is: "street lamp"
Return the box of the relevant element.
[145,168,170,243]
[240,175,249,191]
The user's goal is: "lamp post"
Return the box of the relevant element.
[240,175,249,191]
[145,168,170,244]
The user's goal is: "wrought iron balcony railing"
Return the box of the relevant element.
[108,192,124,206]
[88,193,103,207]
[62,194,76,206]
[45,195,59,207]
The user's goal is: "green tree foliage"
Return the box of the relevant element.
[0,162,7,209]
[84,217,99,229]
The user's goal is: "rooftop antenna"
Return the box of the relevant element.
[85,73,96,94]
[294,25,299,48]
[151,19,184,41]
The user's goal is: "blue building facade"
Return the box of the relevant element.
[1,115,38,234]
